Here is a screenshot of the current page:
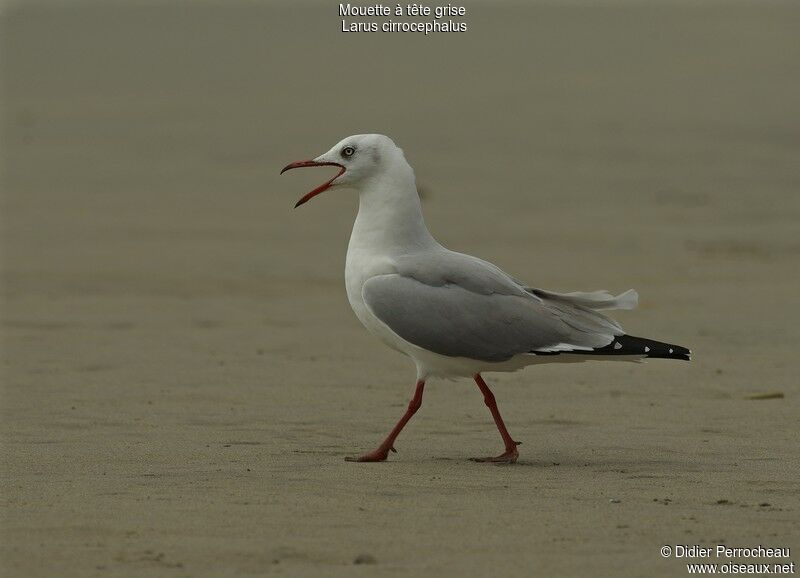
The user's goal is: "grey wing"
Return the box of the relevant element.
[391,250,530,297]
[362,273,622,363]
[527,287,639,311]
[393,250,639,313]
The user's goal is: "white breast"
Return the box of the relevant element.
[344,228,400,349]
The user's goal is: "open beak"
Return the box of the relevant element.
[280,160,346,208]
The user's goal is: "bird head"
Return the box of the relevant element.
[281,134,403,208]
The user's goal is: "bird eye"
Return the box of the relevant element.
[341,146,355,158]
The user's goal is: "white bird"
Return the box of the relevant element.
[281,134,689,463]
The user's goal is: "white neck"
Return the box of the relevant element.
[348,158,438,256]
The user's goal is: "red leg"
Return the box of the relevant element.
[471,374,521,464]
[345,380,425,462]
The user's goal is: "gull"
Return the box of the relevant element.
[281,134,690,463]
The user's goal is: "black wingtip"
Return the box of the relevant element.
[533,334,691,361]
[592,335,691,360]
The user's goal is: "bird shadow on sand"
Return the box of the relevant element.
[428,455,694,471]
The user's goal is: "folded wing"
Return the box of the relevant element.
[362,270,627,362]
[527,288,638,311]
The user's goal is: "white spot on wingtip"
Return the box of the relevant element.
[669,348,674,354]
[644,346,650,353]
[613,342,622,350]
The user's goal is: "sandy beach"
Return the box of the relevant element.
[2,1,799,576]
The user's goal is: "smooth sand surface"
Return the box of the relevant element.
[2,2,798,576]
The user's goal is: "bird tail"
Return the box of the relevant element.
[526,288,689,361]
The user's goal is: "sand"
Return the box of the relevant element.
[1,1,798,576]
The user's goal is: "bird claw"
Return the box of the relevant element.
[470,445,520,464]
[344,449,390,462]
